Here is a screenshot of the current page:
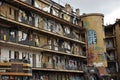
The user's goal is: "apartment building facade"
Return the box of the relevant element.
[0,0,88,80]
[104,20,120,80]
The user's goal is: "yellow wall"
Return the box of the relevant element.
[115,23,120,66]
[81,13,107,67]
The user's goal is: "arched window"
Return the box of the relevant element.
[88,30,97,45]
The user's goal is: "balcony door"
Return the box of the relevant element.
[32,54,36,67]
[14,51,19,59]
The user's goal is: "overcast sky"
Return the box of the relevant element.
[53,0,120,25]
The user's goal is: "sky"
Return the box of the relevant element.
[53,0,120,25]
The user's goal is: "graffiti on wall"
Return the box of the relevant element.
[84,21,90,28]
[87,45,107,67]
[87,30,97,65]
[87,45,95,65]
[87,30,107,67]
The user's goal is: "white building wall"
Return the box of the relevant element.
[0,46,42,68]
[36,53,42,67]
[1,47,9,62]
[11,50,14,59]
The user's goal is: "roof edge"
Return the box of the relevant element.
[81,13,104,17]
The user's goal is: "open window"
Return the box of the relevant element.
[14,51,19,59]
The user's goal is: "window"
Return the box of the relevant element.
[9,50,11,59]
[22,31,24,39]
[22,52,30,60]
[18,31,27,41]
[9,30,15,38]
[9,7,12,15]
[28,53,30,60]
[88,30,97,45]
[22,52,26,59]
[39,54,41,61]
[107,41,110,45]
[14,51,19,59]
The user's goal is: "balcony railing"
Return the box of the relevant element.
[0,57,31,64]
[0,57,32,76]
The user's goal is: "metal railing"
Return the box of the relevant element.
[0,57,31,64]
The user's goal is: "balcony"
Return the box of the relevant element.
[0,57,32,76]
